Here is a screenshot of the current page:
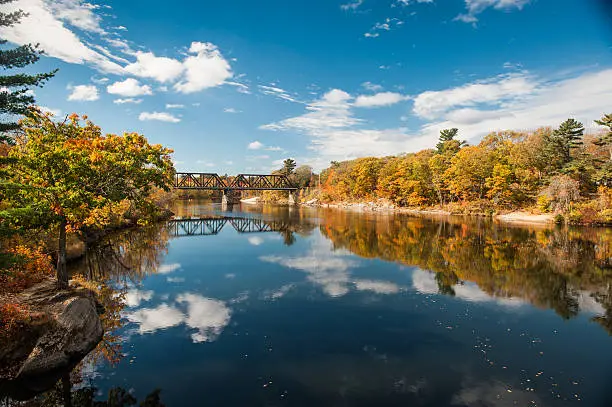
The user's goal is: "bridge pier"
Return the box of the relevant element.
[288,191,296,205]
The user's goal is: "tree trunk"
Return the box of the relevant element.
[57,217,69,289]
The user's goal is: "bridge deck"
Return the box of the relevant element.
[174,172,297,191]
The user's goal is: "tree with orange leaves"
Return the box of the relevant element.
[6,110,174,288]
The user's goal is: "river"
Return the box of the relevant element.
[6,200,612,406]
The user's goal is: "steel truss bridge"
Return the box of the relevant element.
[173,173,297,191]
[168,217,291,237]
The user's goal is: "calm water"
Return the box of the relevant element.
[6,201,612,406]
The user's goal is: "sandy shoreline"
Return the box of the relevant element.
[300,201,554,225]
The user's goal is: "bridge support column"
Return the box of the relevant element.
[221,190,234,211]
[288,191,296,205]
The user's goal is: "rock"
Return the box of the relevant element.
[17,296,103,378]
[0,279,103,384]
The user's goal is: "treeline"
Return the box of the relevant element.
[317,115,612,223]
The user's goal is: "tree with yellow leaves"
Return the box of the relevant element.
[6,110,174,288]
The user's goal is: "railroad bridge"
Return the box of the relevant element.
[167,217,291,237]
[173,172,298,204]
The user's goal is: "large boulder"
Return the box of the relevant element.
[0,279,103,391]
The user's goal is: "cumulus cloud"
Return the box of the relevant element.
[261,68,611,168]
[248,141,264,150]
[107,78,153,97]
[0,0,124,73]
[174,42,233,94]
[176,294,231,343]
[248,236,264,246]
[67,84,99,101]
[354,92,409,108]
[126,293,231,343]
[139,111,181,123]
[125,289,154,307]
[0,1,234,95]
[125,51,185,83]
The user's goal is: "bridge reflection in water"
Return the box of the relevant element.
[167,216,291,237]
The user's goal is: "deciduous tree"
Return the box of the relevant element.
[7,111,174,288]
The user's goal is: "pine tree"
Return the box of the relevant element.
[594,113,612,160]
[550,118,584,165]
[0,0,57,143]
[435,128,465,155]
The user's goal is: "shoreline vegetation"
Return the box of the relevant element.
[278,115,612,227]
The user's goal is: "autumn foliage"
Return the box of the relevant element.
[318,115,612,223]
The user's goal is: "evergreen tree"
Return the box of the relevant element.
[550,118,584,166]
[282,158,296,176]
[436,128,465,155]
[0,0,57,142]
[594,113,612,160]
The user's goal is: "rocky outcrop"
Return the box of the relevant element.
[0,279,103,388]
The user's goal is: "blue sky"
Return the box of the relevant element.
[1,0,611,172]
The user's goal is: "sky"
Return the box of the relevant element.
[0,0,611,173]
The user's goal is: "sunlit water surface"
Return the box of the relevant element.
[7,201,612,406]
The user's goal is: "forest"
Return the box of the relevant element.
[314,116,612,225]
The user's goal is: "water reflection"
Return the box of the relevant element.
[317,210,612,333]
[4,203,612,406]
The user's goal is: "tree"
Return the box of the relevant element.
[0,0,57,140]
[293,165,313,188]
[7,111,174,288]
[594,113,612,161]
[549,118,584,167]
[281,158,296,176]
[436,128,465,155]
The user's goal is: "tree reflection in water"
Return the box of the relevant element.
[318,209,612,334]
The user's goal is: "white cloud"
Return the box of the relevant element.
[258,85,301,103]
[125,51,185,83]
[174,42,233,94]
[176,294,231,343]
[127,303,184,334]
[361,81,384,92]
[158,263,181,274]
[126,293,231,343]
[340,0,363,11]
[0,0,124,73]
[113,98,142,104]
[125,289,154,307]
[396,0,434,5]
[262,68,612,168]
[166,103,185,109]
[420,68,612,142]
[248,236,264,246]
[107,78,153,97]
[260,238,359,298]
[67,84,99,101]
[364,18,403,38]
[412,269,523,307]
[354,279,402,294]
[224,107,239,113]
[456,0,531,23]
[354,92,408,108]
[412,72,537,119]
[139,111,181,123]
[248,141,264,150]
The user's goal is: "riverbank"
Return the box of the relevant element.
[0,279,103,387]
[300,199,555,225]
